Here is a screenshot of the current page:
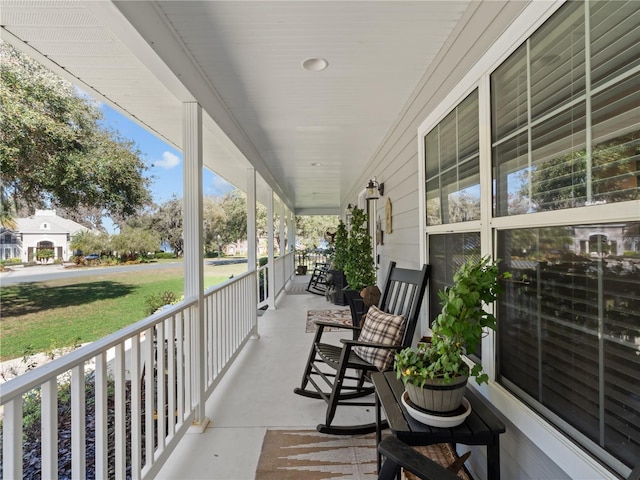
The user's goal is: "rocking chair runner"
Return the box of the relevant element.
[294,261,430,435]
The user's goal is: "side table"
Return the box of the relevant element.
[372,371,506,479]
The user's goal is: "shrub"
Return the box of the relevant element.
[144,290,178,315]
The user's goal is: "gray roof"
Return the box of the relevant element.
[14,210,89,235]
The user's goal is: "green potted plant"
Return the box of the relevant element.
[327,220,349,305]
[344,207,376,291]
[395,255,510,412]
[343,207,377,324]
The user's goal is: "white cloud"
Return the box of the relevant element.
[209,174,234,194]
[74,85,102,107]
[154,151,181,169]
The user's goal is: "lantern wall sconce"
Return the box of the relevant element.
[365,177,384,200]
[345,203,354,225]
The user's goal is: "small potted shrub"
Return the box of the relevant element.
[327,220,349,305]
[395,256,510,412]
[343,207,377,324]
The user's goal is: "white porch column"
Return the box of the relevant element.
[246,168,259,339]
[246,168,257,271]
[266,190,276,309]
[288,210,295,256]
[279,201,286,256]
[183,102,209,431]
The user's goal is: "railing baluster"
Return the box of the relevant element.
[41,378,58,478]
[95,352,108,479]
[3,397,23,479]
[131,338,141,479]
[157,320,166,451]
[145,327,155,470]
[114,343,126,479]
[71,364,86,479]
[167,316,176,437]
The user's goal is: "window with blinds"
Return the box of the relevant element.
[425,90,479,225]
[497,224,640,468]
[428,233,482,360]
[492,0,640,472]
[491,1,639,217]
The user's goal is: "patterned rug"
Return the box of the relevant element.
[254,429,473,480]
[255,430,377,479]
[306,309,352,332]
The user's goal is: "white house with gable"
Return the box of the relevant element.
[0,210,89,263]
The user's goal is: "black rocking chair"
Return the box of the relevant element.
[306,262,330,295]
[294,261,430,435]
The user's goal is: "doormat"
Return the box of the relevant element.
[306,309,352,332]
[255,429,473,480]
[255,429,377,479]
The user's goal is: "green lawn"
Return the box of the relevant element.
[0,262,248,361]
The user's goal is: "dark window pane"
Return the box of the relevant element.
[530,103,587,211]
[530,1,586,122]
[492,43,527,140]
[497,223,640,469]
[591,74,640,204]
[493,132,529,216]
[591,1,640,88]
[424,90,479,225]
[429,233,482,359]
[426,178,442,226]
[428,233,481,327]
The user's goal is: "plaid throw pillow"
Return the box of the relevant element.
[353,305,406,371]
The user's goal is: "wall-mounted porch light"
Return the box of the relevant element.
[345,203,354,227]
[365,177,384,200]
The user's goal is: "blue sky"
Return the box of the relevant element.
[98,104,235,232]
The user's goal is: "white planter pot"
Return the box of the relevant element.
[405,375,468,413]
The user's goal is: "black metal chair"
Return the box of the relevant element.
[294,261,430,435]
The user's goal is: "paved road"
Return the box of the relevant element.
[0,258,249,286]
[0,261,185,286]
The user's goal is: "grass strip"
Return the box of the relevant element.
[0,263,247,361]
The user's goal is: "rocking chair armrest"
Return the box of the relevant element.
[314,320,361,332]
[340,338,403,350]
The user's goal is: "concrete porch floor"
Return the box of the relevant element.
[156,275,377,479]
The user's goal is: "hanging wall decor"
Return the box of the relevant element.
[385,197,393,234]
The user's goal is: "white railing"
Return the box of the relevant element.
[256,252,295,310]
[203,272,258,395]
[257,262,269,310]
[0,271,258,480]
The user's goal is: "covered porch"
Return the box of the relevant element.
[1,1,638,479]
[154,275,378,479]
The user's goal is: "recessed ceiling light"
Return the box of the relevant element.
[311,162,323,167]
[302,58,328,71]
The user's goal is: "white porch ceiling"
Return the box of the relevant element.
[1,0,472,214]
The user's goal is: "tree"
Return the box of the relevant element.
[111,227,160,260]
[152,196,184,256]
[219,190,267,245]
[70,230,111,256]
[203,195,227,253]
[295,215,339,250]
[0,43,152,225]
